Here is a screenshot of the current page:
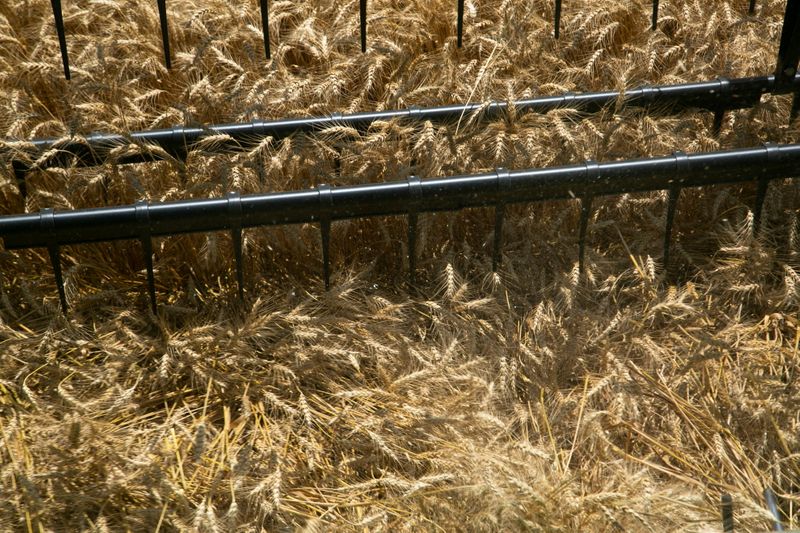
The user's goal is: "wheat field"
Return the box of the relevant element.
[0,0,799,531]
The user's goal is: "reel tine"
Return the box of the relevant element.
[493,204,505,272]
[321,219,331,290]
[554,0,562,39]
[652,0,659,30]
[579,161,598,275]
[260,0,271,59]
[48,244,68,313]
[720,494,734,533]
[663,185,681,272]
[360,0,367,53]
[318,184,333,290]
[578,195,593,275]
[228,192,245,300]
[665,151,689,272]
[457,0,464,47]
[713,109,725,136]
[136,201,157,314]
[407,176,422,286]
[753,178,770,235]
[12,161,28,200]
[493,168,509,272]
[50,0,70,80]
[407,212,418,286]
[41,208,67,313]
[157,0,172,69]
[764,488,784,532]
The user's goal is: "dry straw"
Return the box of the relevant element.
[0,0,799,531]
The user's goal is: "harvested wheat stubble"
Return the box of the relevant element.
[0,0,799,531]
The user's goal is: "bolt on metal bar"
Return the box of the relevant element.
[7,74,793,186]
[2,143,799,311]
[157,0,171,69]
[50,0,70,80]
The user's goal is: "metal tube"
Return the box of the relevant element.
[2,143,798,251]
[7,74,794,178]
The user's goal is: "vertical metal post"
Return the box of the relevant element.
[749,0,757,15]
[50,0,70,80]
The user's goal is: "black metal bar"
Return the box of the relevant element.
[652,0,659,31]
[721,493,734,533]
[360,0,367,53]
[554,0,562,39]
[457,0,464,47]
[5,144,799,308]
[157,0,172,69]
[4,144,799,250]
[260,0,270,59]
[6,74,786,180]
[749,0,757,15]
[50,0,70,80]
